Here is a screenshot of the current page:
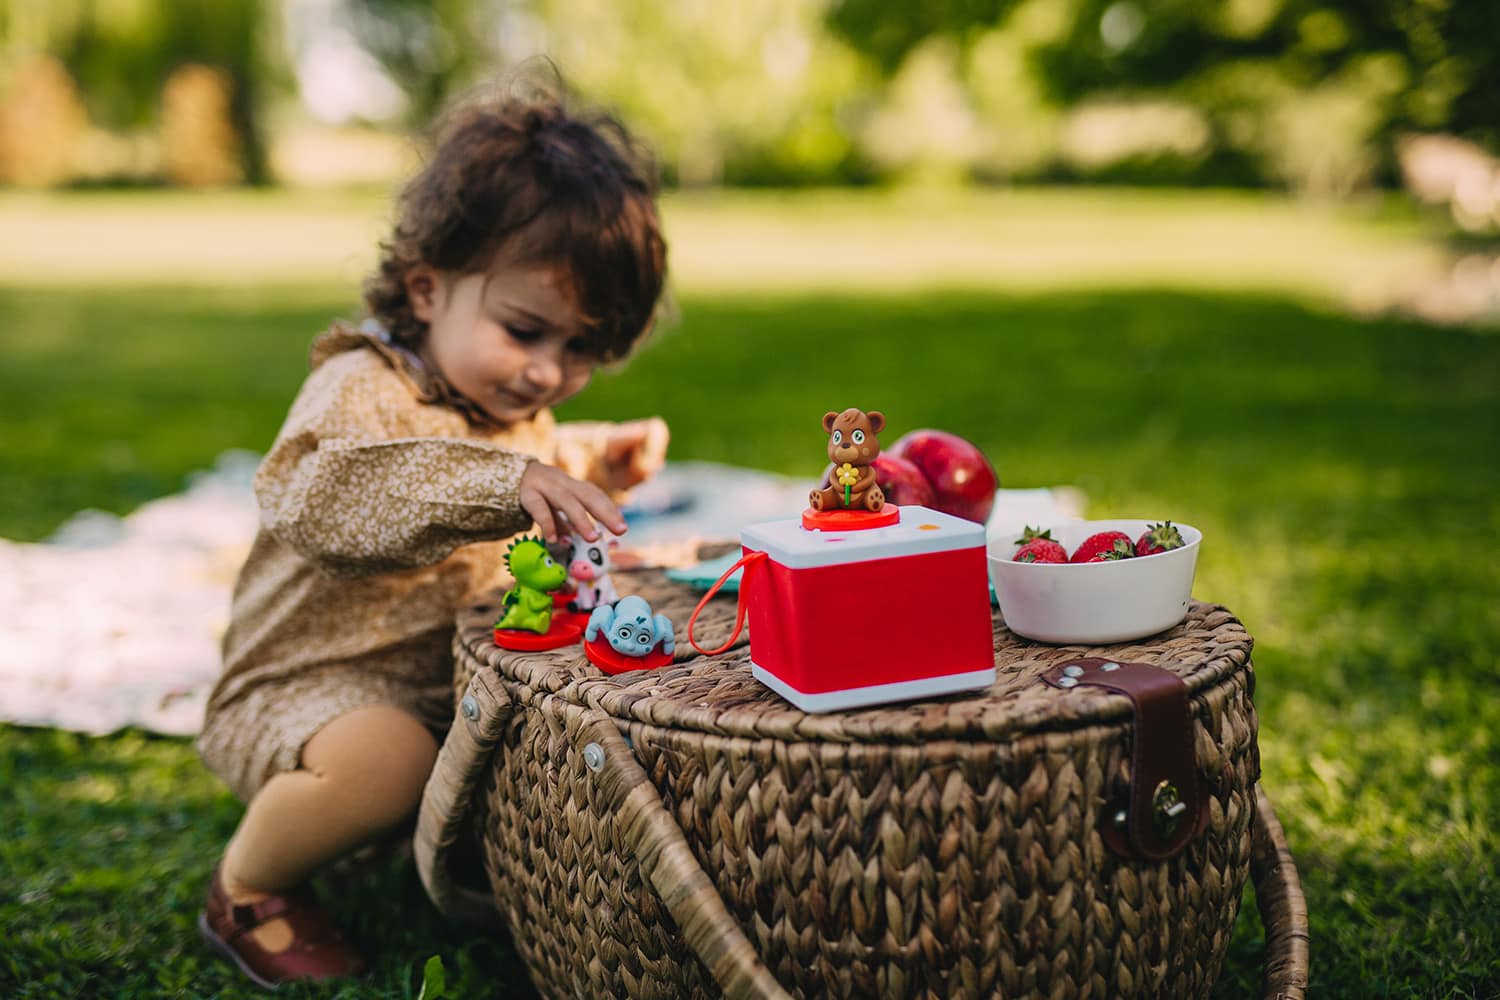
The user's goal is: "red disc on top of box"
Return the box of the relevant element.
[801,505,902,532]
[494,618,584,651]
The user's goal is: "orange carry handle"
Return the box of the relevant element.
[686,551,767,656]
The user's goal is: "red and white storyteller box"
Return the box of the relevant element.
[740,505,996,712]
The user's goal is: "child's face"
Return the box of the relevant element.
[407,256,595,424]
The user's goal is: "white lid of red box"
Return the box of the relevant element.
[741,504,986,569]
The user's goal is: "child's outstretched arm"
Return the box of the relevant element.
[255,352,622,577]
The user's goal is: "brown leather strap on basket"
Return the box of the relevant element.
[1043,657,1210,862]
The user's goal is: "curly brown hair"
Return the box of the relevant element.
[363,78,666,363]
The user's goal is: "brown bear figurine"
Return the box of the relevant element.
[809,408,887,512]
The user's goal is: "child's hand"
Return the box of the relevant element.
[603,417,670,491]
[519,461,627,544]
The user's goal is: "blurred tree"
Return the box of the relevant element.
[830,0,1499,190]
[279,0,879,185]
[0,0,276,183]
[162,63,245,185]
[825,0,1019,74]
[861,37,978,185]
[964,0,1073,181]
[512,0,877,186]
[0,54,88,185]
[339,0,489,125]
[1030,0,1500,184]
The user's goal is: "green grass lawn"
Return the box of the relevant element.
[2,189,1498,997]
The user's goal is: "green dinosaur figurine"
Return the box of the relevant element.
[495,536,568,633]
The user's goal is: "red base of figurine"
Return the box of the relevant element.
[583,635,674,675]
[552,589,577,608]
[494,615,585,651]
[801,505,902,532]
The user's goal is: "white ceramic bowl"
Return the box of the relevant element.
[987,519,1202,644]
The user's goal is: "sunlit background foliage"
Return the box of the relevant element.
[1,0,1498,200]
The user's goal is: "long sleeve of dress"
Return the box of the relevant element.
[254,351,536,578]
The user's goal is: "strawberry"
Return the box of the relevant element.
[1012,526,1067,564]
[1069,530,1135,563]
[1135,521,1185,556]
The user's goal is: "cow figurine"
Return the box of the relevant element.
[566,534,619,612]
[586,596,674,658]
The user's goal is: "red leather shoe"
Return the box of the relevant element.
[198,863,368,989]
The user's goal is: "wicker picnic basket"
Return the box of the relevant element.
[416,561,1308,999]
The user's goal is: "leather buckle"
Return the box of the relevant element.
[1043,657,1209,861]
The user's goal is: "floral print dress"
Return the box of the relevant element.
[196,322,615,801]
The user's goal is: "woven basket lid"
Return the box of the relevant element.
[456,561,1253,745]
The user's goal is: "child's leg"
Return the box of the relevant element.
[218,704,439,951]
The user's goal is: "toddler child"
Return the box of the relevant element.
[195,81,668,987]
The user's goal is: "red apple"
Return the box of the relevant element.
[887,429,999,523]
[871,453,937,508]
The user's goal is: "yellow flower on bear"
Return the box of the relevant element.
[835,462,860,487]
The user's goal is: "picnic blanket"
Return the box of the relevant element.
[0,453,1082,736]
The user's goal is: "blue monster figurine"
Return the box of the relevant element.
[586,596,675,658]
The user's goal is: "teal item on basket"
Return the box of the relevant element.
[667,550,1001,606]
[665,551,744,592]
